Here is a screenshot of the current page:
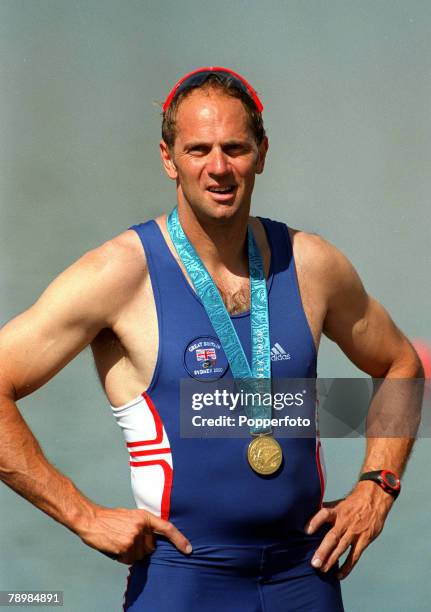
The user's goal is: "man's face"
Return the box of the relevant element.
[160,89,268,222]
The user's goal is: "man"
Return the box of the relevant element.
[0,67,422,611]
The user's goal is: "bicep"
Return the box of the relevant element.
[323,252,406,377]
[0,253,115,400]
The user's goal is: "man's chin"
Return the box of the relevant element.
[202,202,244,223]
[204,193,249,217]
[179,193,250,224]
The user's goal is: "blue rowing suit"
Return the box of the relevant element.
[111,217,344,611]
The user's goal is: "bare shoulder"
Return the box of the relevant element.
[287,226,367,348]
[79,228,147,288]
[65,228,148,319]
[288,226,362,298]
[0,227,149,398]
[22,226,149,331]
[289,227,343,272]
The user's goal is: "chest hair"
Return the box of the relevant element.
[219,286,250,315]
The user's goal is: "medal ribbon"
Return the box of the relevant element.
[167,207,272,434]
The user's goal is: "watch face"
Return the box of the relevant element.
[383,472,399,488]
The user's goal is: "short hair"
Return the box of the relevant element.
[161,74,266,149]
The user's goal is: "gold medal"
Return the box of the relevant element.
[247,435,283,475]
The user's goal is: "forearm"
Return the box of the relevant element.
[0,394,192,563]
[352,356,424,502]
[360,437,413,476]
[362,356,423,473]
[0,394,96,535]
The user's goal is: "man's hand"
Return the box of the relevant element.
[305,482,393,580]
[79,505,192,564]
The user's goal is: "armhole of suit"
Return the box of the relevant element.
[284,224,318,361]
[128,223,163,395]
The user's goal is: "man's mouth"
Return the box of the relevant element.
[207,185,236,194]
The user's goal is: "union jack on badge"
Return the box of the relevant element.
[196,348,217,362]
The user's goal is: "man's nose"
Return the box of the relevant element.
[206,148,230,175]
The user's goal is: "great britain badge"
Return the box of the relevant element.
[184,336,229,381]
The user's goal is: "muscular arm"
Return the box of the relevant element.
[0,236,191,562]
[303,236,423,578]
[323,240,422,472]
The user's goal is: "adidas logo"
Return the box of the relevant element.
[271,343,291,361]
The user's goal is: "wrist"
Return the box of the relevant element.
[59,483,99,536]
[359,469,401,500]
[353,479,396,512]
[352,480,395,512]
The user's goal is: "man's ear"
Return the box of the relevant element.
[160,140,178,179]
[256,136,269,175]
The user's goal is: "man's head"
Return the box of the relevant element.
[162,67,266,150]
[160,67,269,222]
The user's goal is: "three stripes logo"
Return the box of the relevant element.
[271,342,291,361]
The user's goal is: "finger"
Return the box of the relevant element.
[321,534,353,573]
[337,537,367,580]
[118,532,156,565]
[310,527,342,569]
[130,532,155,562]
[139,532,156,557]
[306,507,335,535]
[150,516,192,554]
[336,546,357,580]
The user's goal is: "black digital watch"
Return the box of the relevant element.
[359,470,401,499]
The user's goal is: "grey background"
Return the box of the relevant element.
[1,1,430,610]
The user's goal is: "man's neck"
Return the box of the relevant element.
[176,203,250,277]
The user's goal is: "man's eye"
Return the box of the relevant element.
[225,145,246,155]
[189,146,208,155]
